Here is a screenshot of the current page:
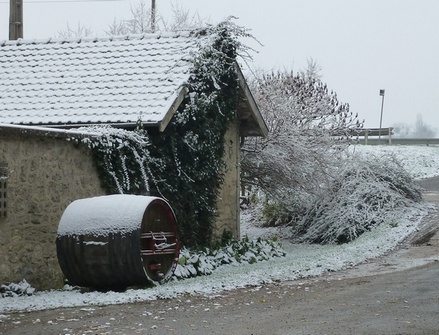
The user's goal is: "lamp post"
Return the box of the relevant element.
[379,89,385,142]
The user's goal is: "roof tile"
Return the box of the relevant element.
[0,33,199,127]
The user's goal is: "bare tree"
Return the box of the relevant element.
[106,1,206,35]
[299,58,322,81]
[106,17,129,36]
[57,1,206,38]
[162,4,206,31]
[392,123,412,138]
[393,114,436,138]
[57,22,93,38]
[106,0,154,35]
[129,0,154,33]
[413,114,436,138]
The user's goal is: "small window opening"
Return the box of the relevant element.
[0,162,7,218]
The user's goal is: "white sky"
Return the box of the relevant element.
[1,0,438,130]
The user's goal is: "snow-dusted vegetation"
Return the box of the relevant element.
[173,237,286,279]
[0,145,437,312]
[0,280,35,298]
[242,64,362,210]
[297,155,422,244]
[240,63,428,246]
[241,64,361,231]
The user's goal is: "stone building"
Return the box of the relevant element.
[0,32,267,289]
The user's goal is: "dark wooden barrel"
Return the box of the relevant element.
[56,195,180,290]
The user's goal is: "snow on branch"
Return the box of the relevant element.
[74,125,163,196]
[242,67,363,213]
[297,155,422,244]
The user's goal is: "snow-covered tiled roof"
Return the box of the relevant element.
[0,33,197,129]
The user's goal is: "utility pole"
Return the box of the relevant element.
[378,89,385,142]
[9,0,23,40]
[151,0,156,33]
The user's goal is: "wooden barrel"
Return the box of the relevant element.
[56,195,180,290]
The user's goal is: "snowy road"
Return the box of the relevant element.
[1,237,438,335]
[1,262,438,335]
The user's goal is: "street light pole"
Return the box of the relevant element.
[379,89,385,142]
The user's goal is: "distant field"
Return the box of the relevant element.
[351,144,439,179]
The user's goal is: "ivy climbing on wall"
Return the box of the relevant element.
[77,125,163,195]
[147,21,253,246]
[75,20,252,247]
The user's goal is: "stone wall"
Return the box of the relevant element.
[213,118,241,241]
[0,123,242,290]
[0,131,105,290]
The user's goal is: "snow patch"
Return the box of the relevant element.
[1,280,35,298]
[350,144,439,180]
[83,241,108,246]
[58,194,160,236]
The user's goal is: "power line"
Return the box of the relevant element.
[1,0,124,3]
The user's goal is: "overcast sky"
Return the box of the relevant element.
[1,0,438,131]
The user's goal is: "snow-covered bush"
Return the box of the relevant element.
[260,191,308,227]
[1,279,35,298]
[296,155,422,244]
[240,62,422,245]
[172,236,286,279]
[241,62,363,226]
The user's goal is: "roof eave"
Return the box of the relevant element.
[235,62,269,138]
[12,84,188,131]
[0,123,101,139]
[157,86,189,132]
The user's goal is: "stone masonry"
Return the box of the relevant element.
[214,118,241,241]
[0,126,242,290]
[0,130,105,290]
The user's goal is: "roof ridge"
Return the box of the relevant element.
[0,30,194,47]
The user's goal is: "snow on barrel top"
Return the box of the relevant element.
[58,195,161,236]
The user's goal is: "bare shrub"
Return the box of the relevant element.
[297,155,422,244]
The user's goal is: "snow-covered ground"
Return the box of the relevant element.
[1,145,439,313]
[350,144,439,180]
